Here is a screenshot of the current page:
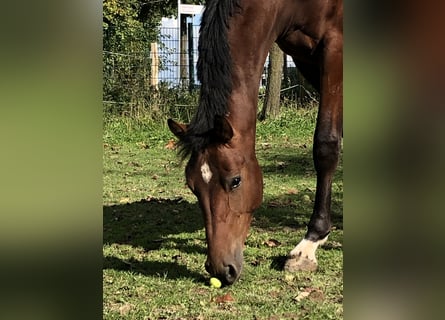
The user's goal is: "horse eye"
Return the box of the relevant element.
[230,176,241,189]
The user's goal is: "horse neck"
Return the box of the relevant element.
[226,91,261,159]
[223,0,297,152]
[226,33,276,154]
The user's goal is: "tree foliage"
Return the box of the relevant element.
[102,1,219,119]
[103,0,175,115]
[103,0,178,53]
[103,0,206,52]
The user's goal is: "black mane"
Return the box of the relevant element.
[177,0,240,159]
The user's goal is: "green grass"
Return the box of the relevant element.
[103,107,343,319]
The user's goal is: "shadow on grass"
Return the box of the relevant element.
[103,256,206,282]
[254,189,343,232]
[256,147,343,231]
[104,145,343,280]
[259,148,315,177]
[103,197,202,249]
[103,197,206,281]
[259,146,343,182]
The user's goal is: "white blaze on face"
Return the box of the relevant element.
[200,162,213,183]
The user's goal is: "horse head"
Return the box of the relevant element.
[168,115,263,285]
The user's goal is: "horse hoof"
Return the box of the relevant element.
[284,255,318,272]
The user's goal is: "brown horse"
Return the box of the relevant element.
[168,0,342,286]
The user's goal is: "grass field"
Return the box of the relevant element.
[103,108,343,319]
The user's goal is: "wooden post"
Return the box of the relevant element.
[180,14,188,88]
[150,42,159,90]
[187,22,195,91]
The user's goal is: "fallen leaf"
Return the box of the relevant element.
[119,197,130,204]
[213,292,235,303]
[294,291,310,302]
[119,303,132,315]
[286,188,299,195]
[165,139,176,150]
[294,287,324,302]
[324,240,342,249]
[137,142,149,149]
[268,201,280,207]
[250,260,260,266]
[172,254,182,261]
[264,239,281,247]
[276,161,287,169]
[308,288,324,302]
[284,273,295,282]
[129,161,141,167]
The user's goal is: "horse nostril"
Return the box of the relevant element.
[204,260,211,273]
[224,264,238,284]
[204,260,240,285]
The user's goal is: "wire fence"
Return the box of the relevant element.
[103,26,318,118]
[157,26,200,87]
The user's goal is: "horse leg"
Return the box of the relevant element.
[285,35,342,272]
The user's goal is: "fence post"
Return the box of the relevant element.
[187,22,195,92]
[180,15,189,88]
[150,42,159,90]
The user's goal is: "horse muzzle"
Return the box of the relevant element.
[204,252,243,286]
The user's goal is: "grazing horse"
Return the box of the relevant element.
[168,0,342,286]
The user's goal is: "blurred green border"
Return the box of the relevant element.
[1,1,444,319]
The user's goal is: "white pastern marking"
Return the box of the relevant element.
[200,162,213,183]
[289,235,329,263]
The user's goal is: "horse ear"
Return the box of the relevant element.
[213,115,233,143]
[167,119,188,138]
